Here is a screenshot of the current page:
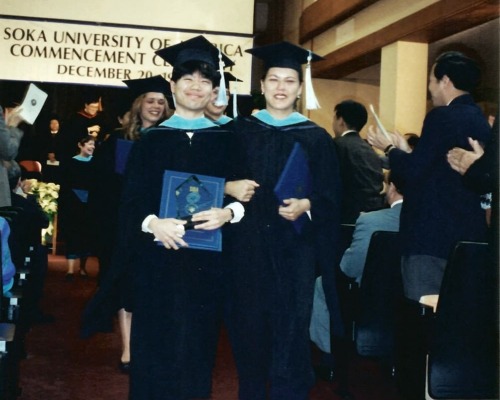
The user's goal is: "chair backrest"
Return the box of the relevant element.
[0,227,3,285]
[0,209,24,272]
[0,225,4,317]
[339,223,356,255]
[19,160,42,180]
[427,240,498,399]
[19,160,42,173]
[355,230,403,357]
[336,223,359,342]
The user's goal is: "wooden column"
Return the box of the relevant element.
[380,41,428,135]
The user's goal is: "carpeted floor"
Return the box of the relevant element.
[17,255,402,400]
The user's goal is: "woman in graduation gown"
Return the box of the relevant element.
[225,42,343,400]
[118,36,245,400]
[58,135,97,279]
[83,75,172,373]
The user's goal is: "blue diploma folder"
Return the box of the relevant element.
[115,139,134,175]
[273,142,312,233]
[158,170,225,252]
[72,189,89,203]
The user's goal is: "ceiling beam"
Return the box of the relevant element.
[308,0,499,79]
[299,0,378,44]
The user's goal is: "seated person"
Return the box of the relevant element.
[309,172,403,377]
[0,216,16,295]
[340,172,404,283]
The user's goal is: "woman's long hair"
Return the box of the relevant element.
[123,94,171,141]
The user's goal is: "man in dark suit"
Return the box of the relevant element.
[333,100,385,224]
[367,51,491,301]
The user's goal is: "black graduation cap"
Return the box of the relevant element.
[155,35,234,69]
[223,72,242,83]
[245,41,323,73]
[123,75,171,99]
[245,41,324,110]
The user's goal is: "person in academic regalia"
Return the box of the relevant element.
[58,135,97,280]
[55,91,109,165]
[204,71,242,125]
[224,42,343,400]
[114,36,246,400]
[38,115,62,183]
[83,75,172,374]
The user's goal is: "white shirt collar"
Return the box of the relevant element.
[390,199,404,208]
[341,129,357,137]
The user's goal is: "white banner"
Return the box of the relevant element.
[0,18,253,92]
[0,0,254,35]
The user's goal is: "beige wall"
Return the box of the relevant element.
[305,79,380,138]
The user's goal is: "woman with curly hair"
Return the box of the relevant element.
[84,75,172,373]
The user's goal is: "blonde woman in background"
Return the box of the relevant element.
[82,76,172,374]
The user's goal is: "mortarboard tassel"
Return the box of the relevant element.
[214,50,228,106]
[232,78,238,118]
[305,51,321,110]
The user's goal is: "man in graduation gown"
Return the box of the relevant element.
[118,36,246,400]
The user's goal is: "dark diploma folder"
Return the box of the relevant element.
[115,139,134,175]
[72,189,89,203]
[158,170,225,252]
[273,142,312,233]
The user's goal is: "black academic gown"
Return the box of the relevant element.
[120,122,244,400]
[81,128,149,334]
[37,129,61,183]
[226,113,343,400]
[58,156,96,257]
[87,129,127,284]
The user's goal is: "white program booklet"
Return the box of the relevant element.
[19,83,48,125]
[369,104,392,142]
